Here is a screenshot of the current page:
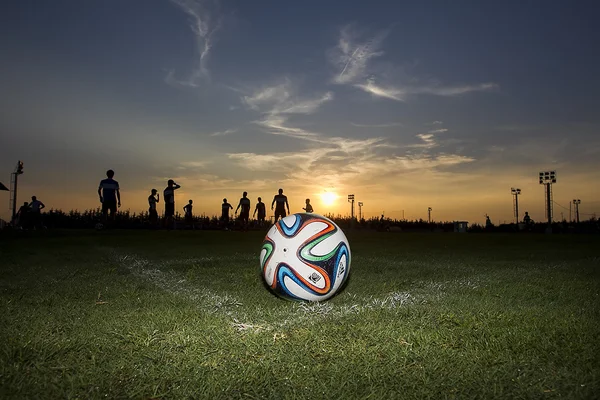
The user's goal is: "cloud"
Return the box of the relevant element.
[210,128,237,137]
[241,80,292,110]
[241,79,334,140]
[179,160,211,168]
[330,25,388,84]
[166,0,221,87]
[355,78,498,102]
[350,121,403,128]
[354,79,405,101]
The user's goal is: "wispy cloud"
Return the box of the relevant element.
[210,128,237,137]
[166,0,221,87]
[355,79,406,101]
[329,26,499,102]
[329,25,388,85]
[241,79,333,140]
[356,78,498,102]
[350,121,403,128]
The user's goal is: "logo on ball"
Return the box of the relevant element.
[260,213,351,301]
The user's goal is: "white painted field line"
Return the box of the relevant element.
[103,249,484,334]
[105,249,244,316]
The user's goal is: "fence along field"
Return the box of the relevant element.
[0,229,599,398]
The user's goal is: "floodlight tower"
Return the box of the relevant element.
[358,202,363,220]
[511,188,521,223]
[347,194,355,219]
[428,207,432,223]
[10,160,24,221]
[538,170,556,228]
[573,199,581,223]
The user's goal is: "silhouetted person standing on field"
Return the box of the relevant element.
[221,198,233,229]
[183,200,195,229]
[303,198,313,213]
[236,191,251,228]
[98,169,120,224]
[271,188,290,222]
[16,201,30,228]
[163,179,181,229]
[148,189,159,227]
[29,195,45,229]
[254,197,266,226]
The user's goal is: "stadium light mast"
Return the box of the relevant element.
[427,207,432,223]
[10,160,24,222]
[539,170,556,230]
[347,194,355,219]
[573,199,581,223]
[357,202,363,221]
[511,188,521,224]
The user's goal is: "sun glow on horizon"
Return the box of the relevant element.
[320,191,338,206]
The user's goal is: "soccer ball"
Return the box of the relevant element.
[260,213,351,301]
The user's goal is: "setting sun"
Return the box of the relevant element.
[320,191,338,206]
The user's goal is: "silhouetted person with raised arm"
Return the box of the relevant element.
[148,189,159,227]
[29,195,46,229]
[183,199,195,229]
[303,198,313,213]
[271,188,290,222]
[235,191,251,229]
[221,198,233,229]
[254,197,266,226]
[98,169,120,224]
[163,179,181,229]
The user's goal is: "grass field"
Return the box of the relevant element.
[1,229,599,399]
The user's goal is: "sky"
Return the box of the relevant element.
[1,0,599,224]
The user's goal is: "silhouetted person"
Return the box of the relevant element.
[183,199,194,229]
[236,191,251,228]
[148,189,159,227]
[16,201,30,228]
[163,179,181,229]
[254,197,266,226]
[221,198,233,229]
[523,211,532,225]
[29,195,45,229]
[303,198,313,213]
[485,215,493,230]
[98,169,121,224]
[271,188,290,222]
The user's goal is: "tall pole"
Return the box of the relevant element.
[11,172,18,221]
[347,194,355,219]
[511,188,521,224]
[428,207,432,223]
[10,161,24,221]
[545,183,552,225]
[569,201,572,222]
[573,199,581,223]
[358,202,363,221]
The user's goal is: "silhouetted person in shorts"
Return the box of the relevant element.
[236,191,251,228]
[303,198,313,213]
[29,195,46,229]
[163,179,181,229]
[98,169,120,224]
[183,199,194,229]
[148,189,159,227]
[254,197,266,226]
[221,198,233,229]
[271,188,290,222]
